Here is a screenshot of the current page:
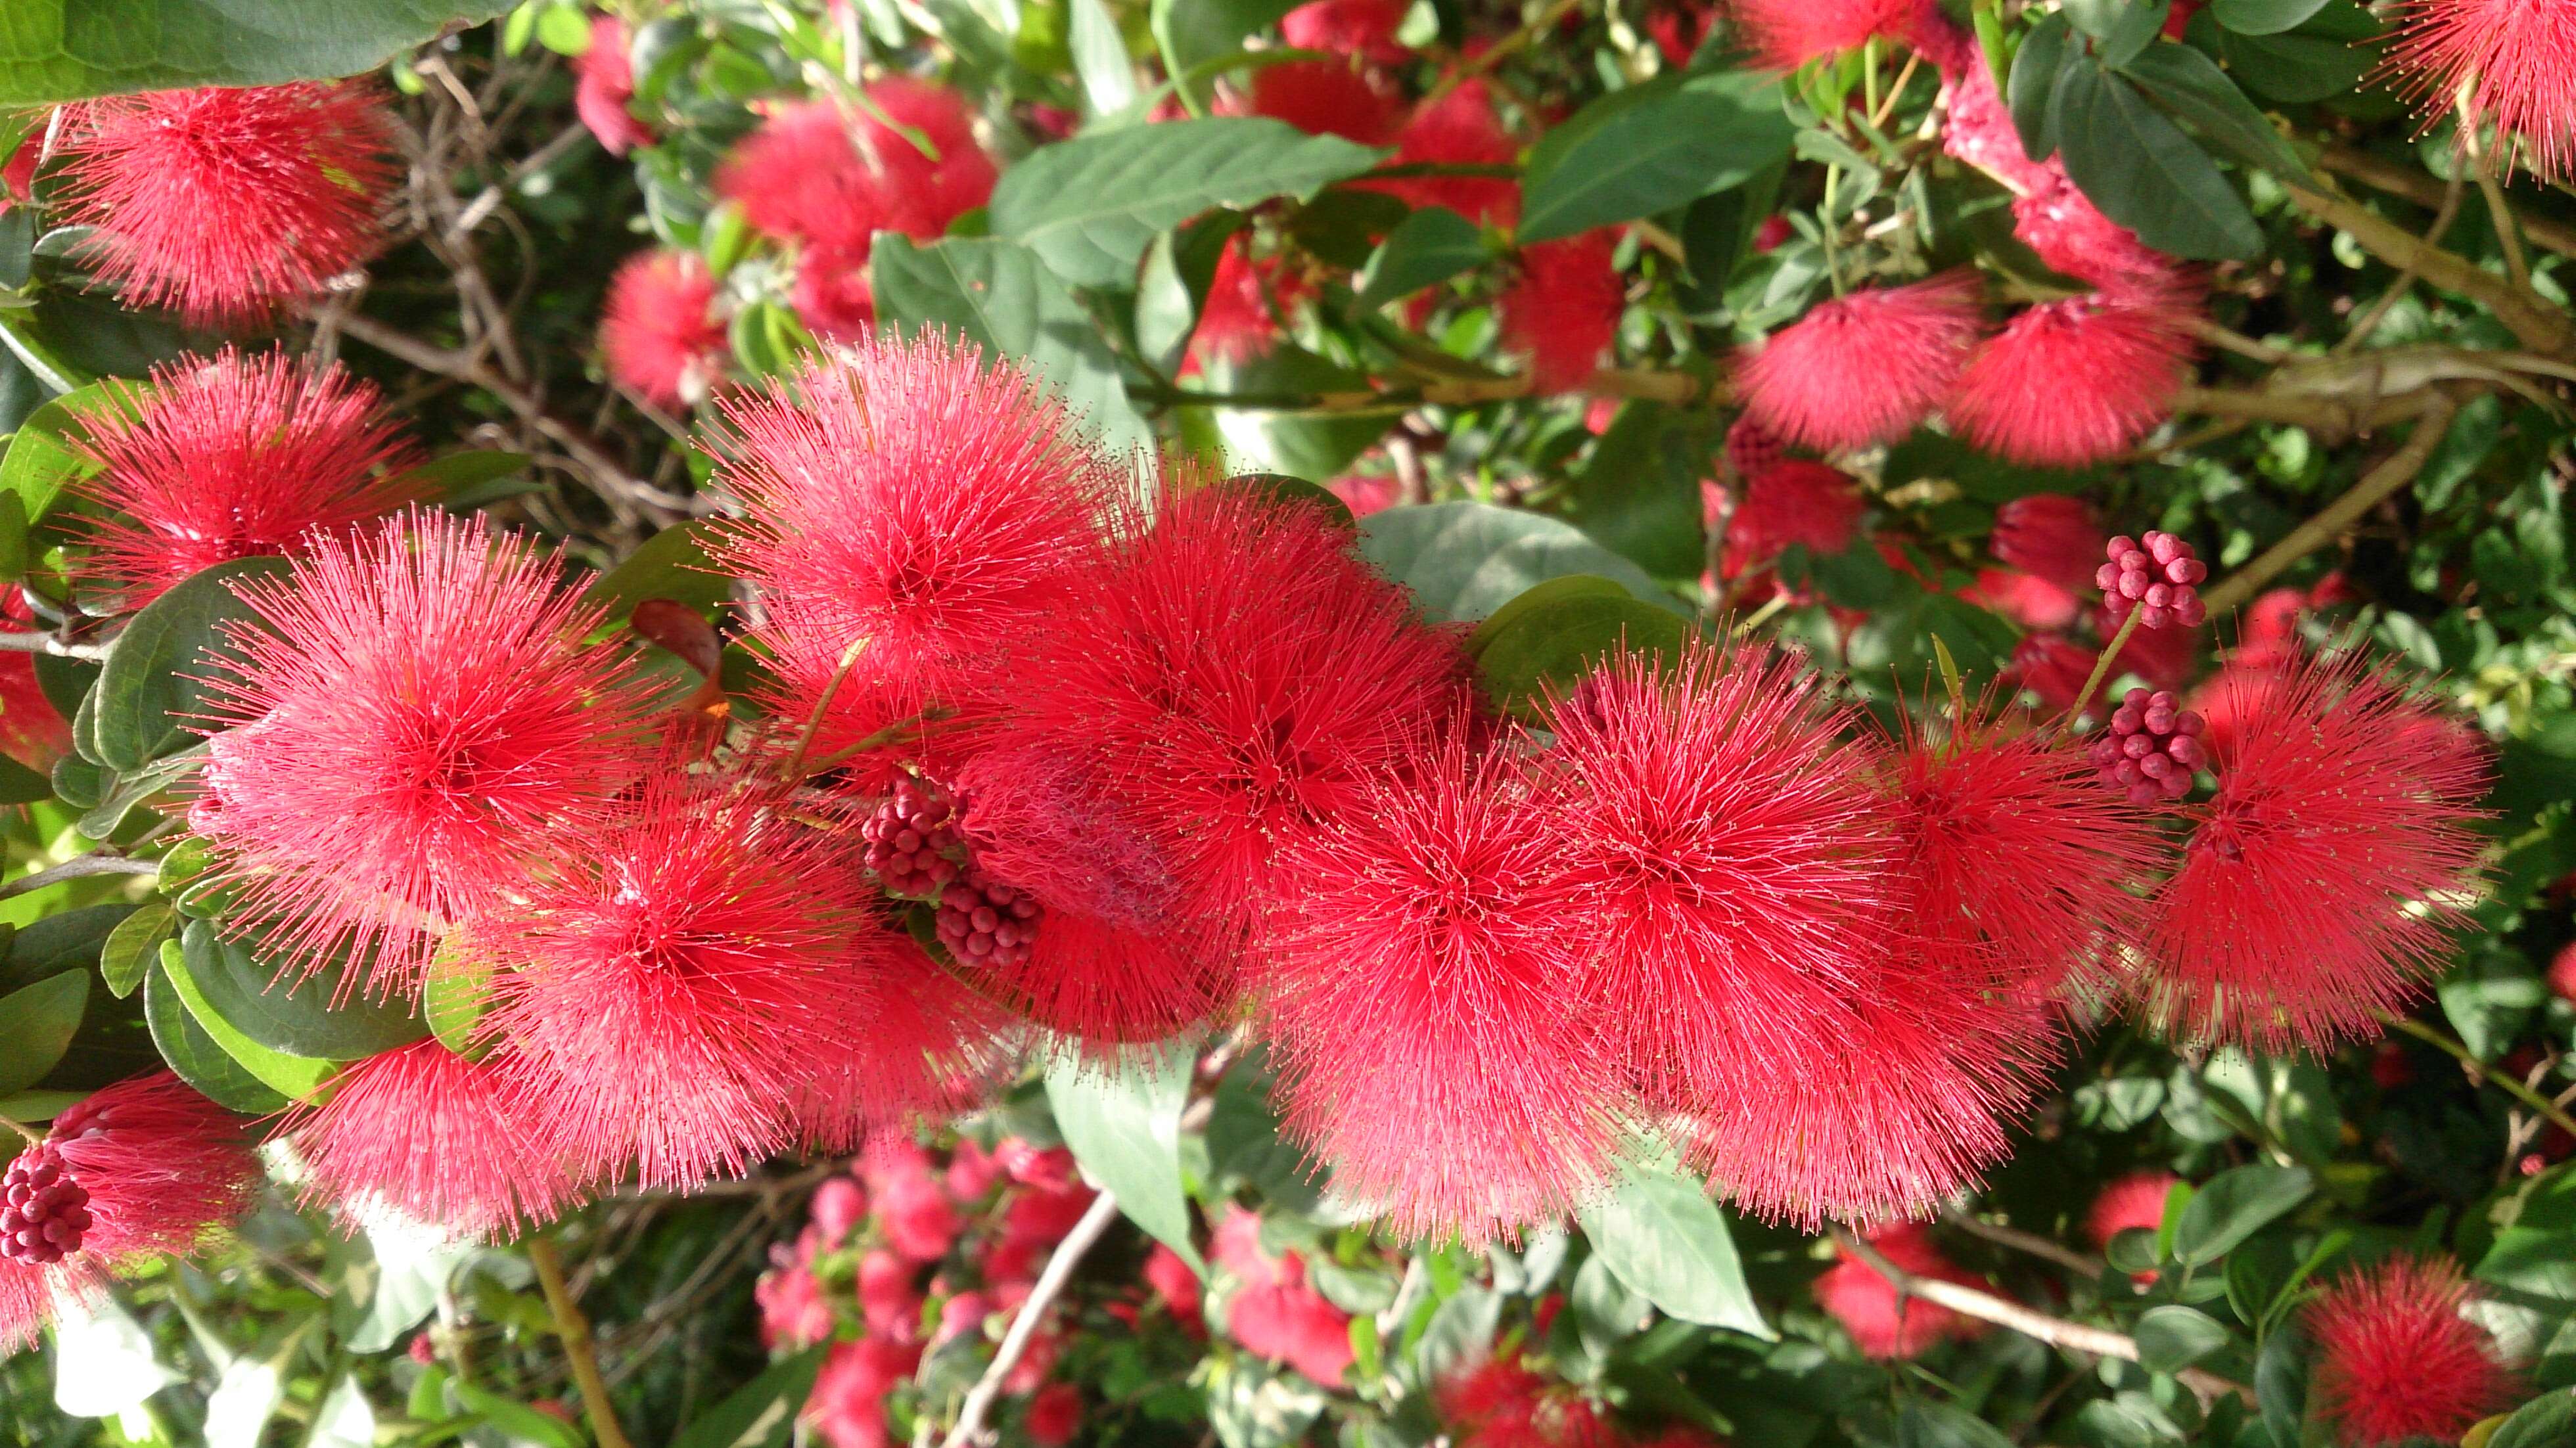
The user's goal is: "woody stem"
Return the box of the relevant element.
[2378,1012,2576,1141]
[528,1235,635,1448]
[940,1189,1122,1448]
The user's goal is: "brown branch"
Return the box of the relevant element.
[0,852,160,901]
[2380,1012,2576,1141]
[1940,1210,2109,1278]
[2318,146,2576,260]
[2282,182,2572,354]
[2199,392,2460,616]
[528,1235,636,1448]
[938,1190,1122,1448]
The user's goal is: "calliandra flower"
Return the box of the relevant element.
[713,335,1115,698]
[805,1337,922,1448]
[191,512,655,992]
[2095,599,2197,692]
[2308,1256,2514,1446]
[1362,80,1519,227]
[481,775,903,1189]
[1947,290,2198,466]
[2086,1171,2180,1251]
[1739,275,1983,451]
[1280,0,1413,59]
[1214,1210,1359,1383]
[56,83,395,327]
[1546,642,1892,1131]
[2005,632,2098,711]
[2383,0,2576,183]
[1728,0,1919,68]
[1502,231,1626,394]
[2144,654,2489,1051]
[1263,740,1617,1243]
[1721,460,1864,577]
[716,83,994,258]
[1192,234,1316,369]
[789,931,1004,1152]
[281,1040,578,1240]
[1939,57,2055,193]
[1813,1224,1988,1358]
[1959,568,2081,630]
[0,592,70,773]
[574,14,653,154]
[1,1072,259,1348]
[2012,175,2171,286]
[70,350,417,609]
[1249,58,1406,145]
[600,249,730,410]
[1008,480,1469,932]
[1991,494,2106,593]
[1438,1359,1618,1448]
[794,245,876,342]
[2551,939,2576,1005]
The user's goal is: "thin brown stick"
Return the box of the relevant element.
[2198,393,2459,616]
[0,853,160,901]
[2282,183,2571,354]
[2339,163,2466,355]
[1939,1210,2107,1278]
[2318,145,2576,260]
[2381,1012,2576,1140]
[528,1235,636,1448]
[939,1190,1122,1448]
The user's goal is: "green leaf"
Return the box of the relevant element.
[1356,206,1488,309]
[0,970,88,1095]
[989,118,1385,289]
[1519,70,1794,244]
[142,949,288,1114]
[1357,501,1684,623]
[2132,1305,2232,1372]
[0,752,49,805]
[1567,402,1716,581]
[159,939,334,1101]
[2119,43,2314,181]
[1575,1150,1774,1340]
[1068,0,1138,114]
[423,942,492,1059]
[449,1382,584,1448]
[2009,14,2075,159]
[1149,0,1297,111]
[1473,591,1691,723]
[871,235,1153,456]
[2486,1390,2576,1448]
[2209,5,2378,102]
[392,449,538,508]
[1200,344,1388,482]
[2208,0,2330,35]
[2173,1164,2313,1265]
[177,920,428,1061]
[2253,1323,2308,1445]
[671,1346,829,1448]
[2054,59,2263,260]
[1465,576,1634,658]
[98,901,175,1001]
[580,520,728,624]
[0,378,145,524]
[0,1,515,103]
[92,557,291,772]
[1044,1040,1205,1274]
[1896,1401,2019,1448]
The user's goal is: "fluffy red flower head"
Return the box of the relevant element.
[794,246,877,342]
[1723,460,1864,576]
[1193,234,1316,369]
[2011,175,2170,287]
[2308,1256,2514,1446]
[1990,493,2107,594]
[1249,60,1406,145]
[1728,0,1920,68]
[281,1040,578,1239]
[2006,632,2096,711]
[601,248,730,410]
[2383,0,2576,183]
[1738,275,1984,451]
[1280,0,1413,58]
[716,84,995,256]
[1364,81,1520,227]
[57,83,395,327]
[2144,654,2489,1051]
[482,775,927,1190]
[2085,1170,2179,1251]
[789,934,1002,1154]
[1814,1224,1989,1358]
[1006,480,1469,932]
[1947,290,2198,466]
[575,16,653,155]
[1025,1383,1084,1447]
[1502,231,1626,394]
[1940,56,2055,192]
[1263,740,1618,1243]
[1438,1360,1619,1448]
[2552,939,2576,1006]
[1959,568,2081,631]
[71,350,417,609]
[191,512,655,991]
[714,334,1114,699]
[806,1337,923,1448]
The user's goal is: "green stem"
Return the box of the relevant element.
[780,639,869,783]
[2059,605,2145,727]
[2381,1013,2576,1141]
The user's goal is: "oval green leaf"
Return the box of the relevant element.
[0,2,515,104]
[0,970,89,1095]
[1574,1150,1775,1340]
[1044,1039,1205,1276]
[177,920,427,1061]
[1358,501,1683,623]
[142,951,287,1115]
[1520,70,1795,244]
[92,557,292,772]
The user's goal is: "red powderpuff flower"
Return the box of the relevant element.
[280,1040,578,1239]
[713,336,1115,698]
[1006,480,1469,932]
[2086,1170,2179,1252]
[2005,632,2098,711]
[1192,234,1316,369]
[1721,460,1864,577]
[1438,1359,1619,1448]
[1250,59,1406,146]
[2383,0,2576,183]
[1146,1243,1203,1324]
[1228,1273,1358,1384]
[1262,740,1618,1243]
[806,1337,923,1448]
[2144,654,2489,1051]
[1947,291,2198,466]
[1545,642,1891,1141]
[1814,1224,1989,1358]
[1991,494,2106,593]
[787,929,1005,1154]
[191,512,655,991]
[878,1167,961,1263]
[2550,940,2576,1005]
[601,249,730,410]
[794,245,876,342]
[2308,1256,2514,1446]
[2011,176,2171,287]
[479,776,897,1188]
[757,1255,835,1349]
[57,83,396,327]
[0,592,72,773]
[716,84,995,257]
[1280,0,1412,59]
[71,350,417,609]
[1363,81,1520,227]
[1502,231,1626,394]
[574,15,653,155]
[1025,1383,1084,1447]
[1958,568,2081,630]
[2,1073,260,1347]
[1728,0,1920,68]
[859,1248,923,1338]
[1737,275,1984,451]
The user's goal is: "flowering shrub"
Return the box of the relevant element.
[0,1,2572,1445]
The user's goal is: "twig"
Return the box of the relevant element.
[1830,1229,2251,1408]
[1426,0,1584,103]
[2458,97,2533,294]
[2282,182,2570,354]
[939,1190,1122,1448]
[2059,606,2145,727]
[2197,392,2459,616]
[528,1235,637,1448]
[2318,145,2576,260]
[2339,162,2466,355]
[2380,1012,2576,1141]
[0,853,159,901]
[1939,1210,2107,1278]
[0,632,105,660]
[449,122,594,240]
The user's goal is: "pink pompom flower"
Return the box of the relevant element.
[280,1040,578,1240]
[2383,0,2576,183]
[1501,231,1626,394]
[600,248,731,410]
[1728,0,1921,69]
[1722,459,1864,577]
[2308,1256,2515,1446]
[1947,290,2198,466]
[1990,494,2106,594]
[574,15,655,155]
[716,83,995,258]
[1737,275,1984,451]
[1813,1224,1989,1359]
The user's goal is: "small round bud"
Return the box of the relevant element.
[2090,687,2213,806]
[2102,532,2205,631]
[0,1143,91,1266]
